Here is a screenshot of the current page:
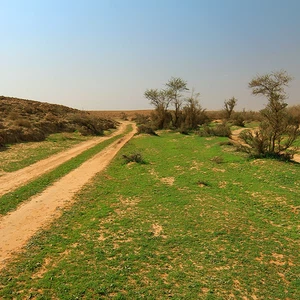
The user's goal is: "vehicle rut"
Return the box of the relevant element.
[0,122,127,197]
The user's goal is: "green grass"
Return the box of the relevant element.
[0,125,132,216]
[0,132,94,173]
[292,138,300,148]
[0,131,299,299]
[244,121,260,128]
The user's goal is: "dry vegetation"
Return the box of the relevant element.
[89,110,152,120]
[0,96,118,146]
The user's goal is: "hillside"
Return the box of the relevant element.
[0,96,118,146]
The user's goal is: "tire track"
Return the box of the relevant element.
[0,123,127,197]
[0,123,136,270]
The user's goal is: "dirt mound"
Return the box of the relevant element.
[0,96,118,146]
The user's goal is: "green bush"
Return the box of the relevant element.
[197,123,231,137]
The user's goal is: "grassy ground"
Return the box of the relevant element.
[0,131,299,299]
[0,126,131,216]
[0,132,93,173]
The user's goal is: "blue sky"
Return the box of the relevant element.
[0,0,299,110]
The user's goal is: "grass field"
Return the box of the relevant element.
[0,131,299,299]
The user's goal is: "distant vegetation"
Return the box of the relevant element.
[0,96,118,146]
[143,71,299,160]
[239,70,300,160]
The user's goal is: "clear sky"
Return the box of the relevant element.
[0,0,299,111]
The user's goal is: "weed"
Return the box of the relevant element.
[122,153,145,164]
[211,156,224,164]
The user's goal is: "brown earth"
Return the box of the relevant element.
[0,122,137,270]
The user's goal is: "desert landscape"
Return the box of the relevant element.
[0,90,299,298]
[1,1,300,299]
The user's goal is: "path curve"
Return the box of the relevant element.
[0,122,127,197]
[0,123,137,270]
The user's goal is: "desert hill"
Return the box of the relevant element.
[0,96,117,146]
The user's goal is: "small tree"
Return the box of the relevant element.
[182,90,207,130]
[144,88,172,129]
[166,77,189,128]
[223,97,237,119]
[240,70,299,158]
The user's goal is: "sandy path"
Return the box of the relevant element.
[0,123,127,197]
[0,123,137,270]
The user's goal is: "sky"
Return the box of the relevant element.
[0,0,299,111]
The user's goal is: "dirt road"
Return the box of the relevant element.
[0,122,128,197]
[0,123,136,270]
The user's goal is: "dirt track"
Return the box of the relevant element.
[0,123,136,270]
[0,123,127,197]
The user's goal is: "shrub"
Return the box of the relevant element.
[14,119,32,128]
[122,153,145,164]
[120,112,128,120]
[219,141,234,146]
[231,112,245,127]
[211,156,224,164]
[197,123,231,137]
[133,113,151,125]
[213,123,232,137]
[137,125,158,136]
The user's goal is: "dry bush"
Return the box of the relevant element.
[119,112,128,120]
[122,153,145,164]
[132,113,151,125]
[137,125,158,135]
[198,123,231,137]
[14,119,32,128]
[211,156,224,164]
[0,96,117,145]
[287,105,300,125]
[8,112,19,120]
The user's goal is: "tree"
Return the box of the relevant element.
[223,97,237,119]
[144,88,172,129]
[166,77,189,128]
[182,90,207,130]
[240,70,299,158]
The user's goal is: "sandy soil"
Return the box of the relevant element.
[0,122,136,270]
[0,123,127,197]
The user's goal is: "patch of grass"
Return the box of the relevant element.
[0,131,299,299]
[0,132,92,173]
[0,125,132,215]
[292,138,300,148]
[244,121,260,128]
